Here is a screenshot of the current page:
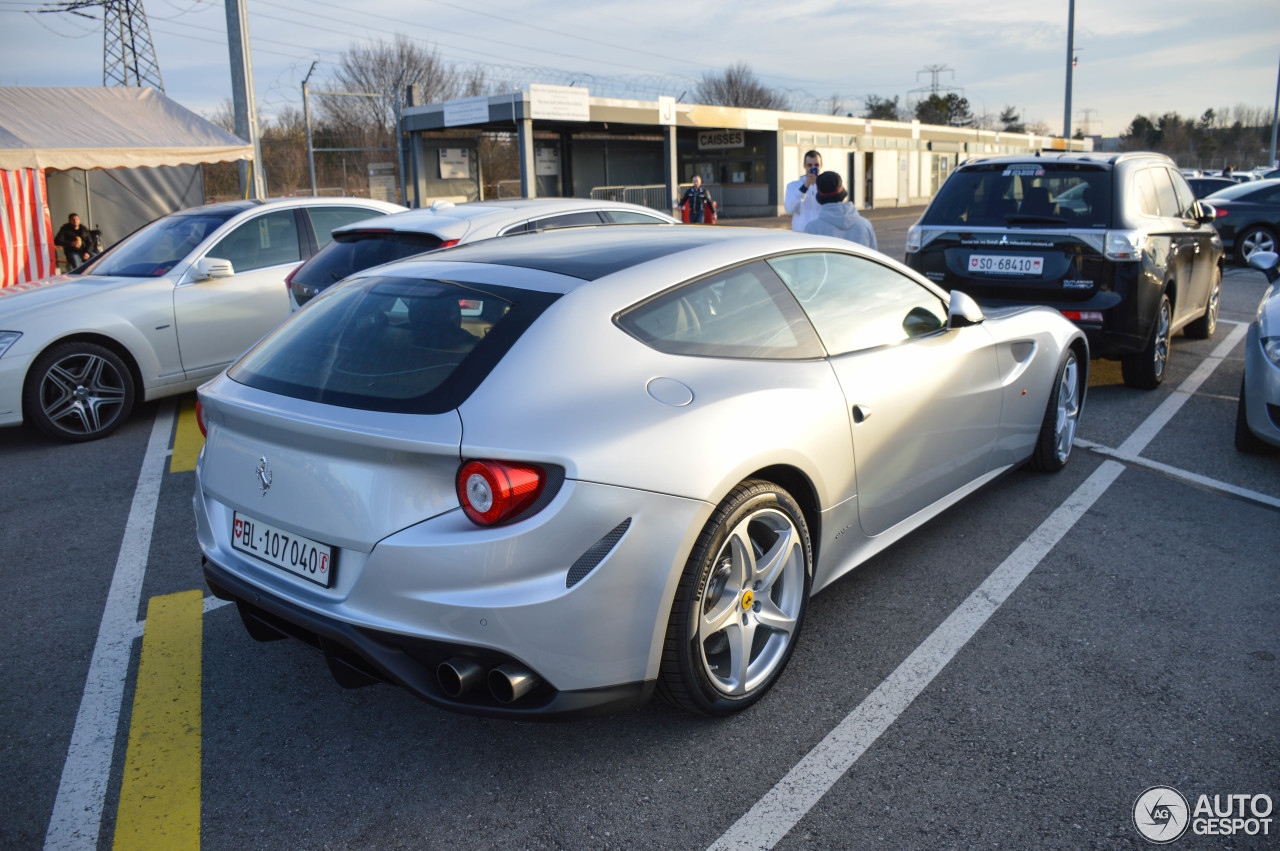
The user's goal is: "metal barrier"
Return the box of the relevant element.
[589,184,675,213]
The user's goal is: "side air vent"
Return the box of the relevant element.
[566,519,631,588]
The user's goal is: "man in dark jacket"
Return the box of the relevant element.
[54,213,92,269]
[678,176,715,224]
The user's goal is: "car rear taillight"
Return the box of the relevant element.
[1215,207,1230,218]
[195,400,208,437]
[456,459,546,526]
[284,265,301,288]
[438,239,459,249]
[1104,229,1144,261]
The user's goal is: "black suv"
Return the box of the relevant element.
[904,152,1223,388]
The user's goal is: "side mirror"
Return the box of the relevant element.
[1194,201,1217,225]
[1247,250,1279,283]
[195,256,235,280]
[947,290,985,329]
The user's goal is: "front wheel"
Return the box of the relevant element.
[1184,266,1221,340]
[658,480,812,716]
[1030,348,1082,472]
[1121,293,1172,389]
[23,342,135,441]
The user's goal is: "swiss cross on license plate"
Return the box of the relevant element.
[232,511,334,587]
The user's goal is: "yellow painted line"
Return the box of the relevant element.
[169,398,203,473]
[114,590,202,851]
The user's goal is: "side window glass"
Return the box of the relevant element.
[208,210,301,273]
[532,211,605,230]
[768,252,947,355]
[617,261,823,359]
[1134,169,1160,217]
[500,222,530,235]
[1150,168,1181,218]
[1168,170,1196,217]
[308,207,388,248]
[604,210,666,224]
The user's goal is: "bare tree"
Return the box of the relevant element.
[320,35,465,138]
[694,62,790,111]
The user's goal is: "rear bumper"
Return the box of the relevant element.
[203,556,654,719]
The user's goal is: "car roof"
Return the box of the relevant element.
[332,198,673,236]
[388,224,825,284]
[957,151,1175,170]
[173,197,402,218]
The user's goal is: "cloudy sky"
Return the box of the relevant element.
[2,0,1278,141]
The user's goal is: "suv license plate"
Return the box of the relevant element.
[968,254,1044,275]
[232,511,334,587]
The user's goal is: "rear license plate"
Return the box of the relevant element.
[968,254,1044,275]
[232,511,334,587]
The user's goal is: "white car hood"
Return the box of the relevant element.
[0,273,154,319]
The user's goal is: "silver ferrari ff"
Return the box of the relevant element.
[194,226,1088,718]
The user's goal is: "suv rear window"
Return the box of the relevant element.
[922,163,1112,228]
[291,231,447,288]
[229,276,557,414]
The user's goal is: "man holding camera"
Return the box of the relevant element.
[784,150,823,232]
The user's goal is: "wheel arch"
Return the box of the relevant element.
[21,332,144,414]
[742,464,822,567]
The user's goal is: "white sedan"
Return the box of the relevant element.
[0,196,403,441]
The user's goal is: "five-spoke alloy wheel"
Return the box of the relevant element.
[659,480,812,715]
[1031,348,1083,472]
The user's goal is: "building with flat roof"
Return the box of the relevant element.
[399,84,1090,218]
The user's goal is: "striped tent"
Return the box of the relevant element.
[0,86,251,287]
[0,168,55,286]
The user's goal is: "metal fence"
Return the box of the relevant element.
[588,184,675,213]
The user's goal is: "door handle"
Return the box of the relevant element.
[852,404,872,424]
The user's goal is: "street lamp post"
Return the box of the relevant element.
[1063,0,1075,140]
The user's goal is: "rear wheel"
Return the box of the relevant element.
[24,342,135,442]
[1121,293,1172,389]
[1030,348,1082,472]
[657,480,812,716]
[1184,266,1221,340]
[1236,225,1276,266]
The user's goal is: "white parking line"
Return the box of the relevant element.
[44,403,175,851]
[708,327,1249,851]
[1077,439,1280,511]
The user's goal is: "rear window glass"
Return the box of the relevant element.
[229,276,557,414]
[291,232,446,287]
[922,163,1112,228]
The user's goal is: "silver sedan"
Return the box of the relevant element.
[194,226,1087,718]
[1236,250,1280,451]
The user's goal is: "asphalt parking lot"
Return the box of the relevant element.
[2,253,1277,850]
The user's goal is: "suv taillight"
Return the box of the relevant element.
[905,224,922,254]
[195,400,208,437]
[1104,230,1144,261]
[284,265,301,288]
[456,459,546,526]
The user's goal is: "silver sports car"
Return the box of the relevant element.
[194,226,1088,718]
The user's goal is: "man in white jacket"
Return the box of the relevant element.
[783,150,823,232]
[803,172,877,249]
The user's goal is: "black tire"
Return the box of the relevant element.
[1235,225,1277,267]
[1029,347,1082,472]
[1121,292,1172,389]
[23,341,135,442]
[1184,266,1221,340]
[657,480,812,716]
[1235,377,1273,454]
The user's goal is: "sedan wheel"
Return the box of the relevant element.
[658,480,812,715]
[24,342,135,441]
[1122,293,1172,389]
[1031,349,1082,471]
[1238,226,1277,265]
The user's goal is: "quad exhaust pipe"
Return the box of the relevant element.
[437,657,539,703]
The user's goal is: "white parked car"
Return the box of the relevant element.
[287,198,678,310]
[0,197,403,441]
